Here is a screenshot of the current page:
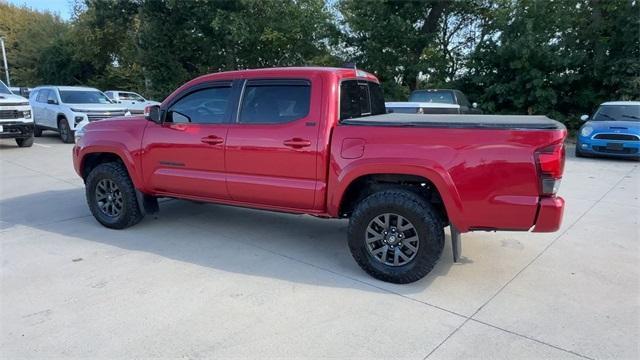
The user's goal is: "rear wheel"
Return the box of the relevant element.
[58,118,74,143]
[347,189,444,284]
[15,136,34,147]
[85,162,144,229]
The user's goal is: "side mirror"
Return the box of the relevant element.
[47,99,58,105]
[145,105,162,124]
[580,114,589,121]
[472,102,478,109]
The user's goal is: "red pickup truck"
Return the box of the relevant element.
[73,67,566,283]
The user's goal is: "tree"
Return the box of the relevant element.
[338,0,450,96]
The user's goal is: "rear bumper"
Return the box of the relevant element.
[532,196,565,232]
[0,122,34,139]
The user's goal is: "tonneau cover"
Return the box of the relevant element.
[341,113,565,130]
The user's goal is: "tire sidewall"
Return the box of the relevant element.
[58,118,74,143]
[16,135,34,147]
[348,191,444,283]
[86,164,138,229]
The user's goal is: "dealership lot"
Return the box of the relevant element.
[1,135,638,359]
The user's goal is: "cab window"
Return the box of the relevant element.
[239,80,311,124]
[340,80,386,120]
[166,86,232,124]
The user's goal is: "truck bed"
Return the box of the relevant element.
[341,113,564,130]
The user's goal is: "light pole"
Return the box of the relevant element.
[0,37,10,87]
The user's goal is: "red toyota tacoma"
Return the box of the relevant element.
[73,67,566,283]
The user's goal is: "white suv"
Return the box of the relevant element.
[29,86,130,143]
[105,90,160,115]
[0,80,34,147]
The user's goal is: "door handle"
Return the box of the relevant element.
[201,135,224,145]
[283,138,312,148]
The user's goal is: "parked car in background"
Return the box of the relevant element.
[105,90,160,115]
[29,86,130,143]
[386,89,481,115]
[576,101,640,159]
[0,80,34,147]
[9,86,31,98]
[73,67,566,284]
[386,101,461,114]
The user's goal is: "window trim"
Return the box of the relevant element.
[235,78,312,125]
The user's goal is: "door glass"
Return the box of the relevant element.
[340,80,386,120]
[167,87,232,124]
[37,89,49,103]
[239,84,310,124]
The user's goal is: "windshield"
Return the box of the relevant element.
[593,104,640,122]
[0,81,11,95]
[408,90,455,104]
[59,90,112,104]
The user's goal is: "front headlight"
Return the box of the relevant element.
[581,126,593,137]
[74,126,86,144]
[23,110,31,119]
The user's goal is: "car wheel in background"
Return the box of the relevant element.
[347,189,444,284]
[58,118,74,143]
[85,162,144,229]
[15,135,34,147]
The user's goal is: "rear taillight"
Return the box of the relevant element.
[535,142,565,196]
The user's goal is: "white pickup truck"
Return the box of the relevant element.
[0,80,34,147]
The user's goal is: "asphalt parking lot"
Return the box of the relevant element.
[1,134,638,359]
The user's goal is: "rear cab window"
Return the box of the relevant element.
[239,79,311,124]
[340,80,386,120]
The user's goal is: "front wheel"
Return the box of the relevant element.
[15,135,34,147]
[85,162,144,229]
[58,118,74,143]
[347,190,444,284]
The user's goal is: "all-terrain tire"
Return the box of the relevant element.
[85,162,144,229]
[15,136,34,147]
[58,118,74,143]
[347,189,444,284]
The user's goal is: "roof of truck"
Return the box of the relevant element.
[191,66,379,82]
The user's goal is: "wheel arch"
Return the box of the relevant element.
[330,164,467,231]
[78,147,142,190]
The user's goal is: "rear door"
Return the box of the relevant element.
[224,78,321,210]
[141,81,235,200]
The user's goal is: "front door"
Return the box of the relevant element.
[141,82,234,200]
[225,79,321,210]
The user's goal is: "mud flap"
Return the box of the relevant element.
[135,190,159,215]
[451,225,461,262]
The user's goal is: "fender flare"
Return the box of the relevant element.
[329,158,468,231]
[77,142,143,190]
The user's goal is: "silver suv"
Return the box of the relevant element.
[29,86,130,143]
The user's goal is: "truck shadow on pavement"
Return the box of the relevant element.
[1,188,461,292]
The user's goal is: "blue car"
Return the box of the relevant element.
[576,101,640,159]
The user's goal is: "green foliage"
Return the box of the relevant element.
[1,0,637,126]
